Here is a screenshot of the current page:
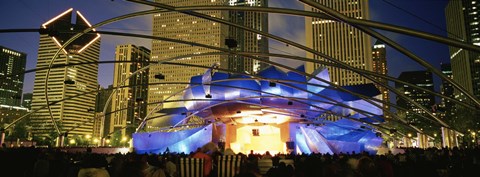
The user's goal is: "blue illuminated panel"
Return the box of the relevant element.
[135,65,385,155]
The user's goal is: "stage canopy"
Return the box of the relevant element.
[134,65,384,155]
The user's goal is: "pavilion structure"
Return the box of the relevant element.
[133,65,384,155]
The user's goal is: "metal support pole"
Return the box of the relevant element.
[58,135,65,147]
[417,133,428,149]
[441,127,452,148]
[101,138,105,147]
[0,131,5,146]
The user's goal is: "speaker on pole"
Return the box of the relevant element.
[218,141,225,151]
[286,141,295,150]
[286,141,295,154]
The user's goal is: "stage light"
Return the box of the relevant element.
[269,82,276,87]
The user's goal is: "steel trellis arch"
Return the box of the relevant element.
[34,1,476,136]
[125,0,458,128]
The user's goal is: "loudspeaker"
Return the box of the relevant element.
[286,141,295,149]
[218,142,225,151]
[252,129,259,136]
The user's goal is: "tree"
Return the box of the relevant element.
[8,118,28,140]
[110,130,122,147]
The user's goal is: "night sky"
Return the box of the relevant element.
[0,0,450,94]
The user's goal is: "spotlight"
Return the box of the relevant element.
[254,119,258,122]
[236,110,241,114]
[205,94,212,98]
[307,124,310,126]
[300,114,305,118]
[360,126,366,129]
[269,82,276,87]
[287,101,293,105]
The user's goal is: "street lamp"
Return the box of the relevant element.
[472,132,477,145]
[93,138,99,146]
[85,134,92,146]
[121,136,128,147]
[69,139,76,146]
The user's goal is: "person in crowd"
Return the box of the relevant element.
[164,154,177,177]
[192,147,213,177]
[78,153,110,177]
[144,155,166,177]
[3,144,480,177]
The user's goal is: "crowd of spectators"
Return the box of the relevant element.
[0,145,479,177]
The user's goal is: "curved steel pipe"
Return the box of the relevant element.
[126,0,453,128]
[300,0,477,126]
[20,2,465,135]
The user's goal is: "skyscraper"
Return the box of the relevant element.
[111,44,150,137]
[439,63,455,123]
[396,71,435,132]
[94,85,113,138]
[446,0,480,130]
[227,0,269,74]
[22,93,32,109]
[149,0,227,125]
[372,40,389,118]
[149,0,268,128]
[446,0,480,99]
[30,8,101,137]
[305,0,372,86]
[0,46,26,107]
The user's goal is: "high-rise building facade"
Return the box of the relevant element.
[111,45,150,137]
[30,8,101,137]
[438,63,456,123]
[446,0,480,99]
[0,46,26,107]
[305,0,372,86]
[150,0,267,128]
[94,85,113,138]
[227,0,269,74]
[396,71,435,131]
[446,0,480,130]
[22,93,33,109]
[372,40,389,118]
